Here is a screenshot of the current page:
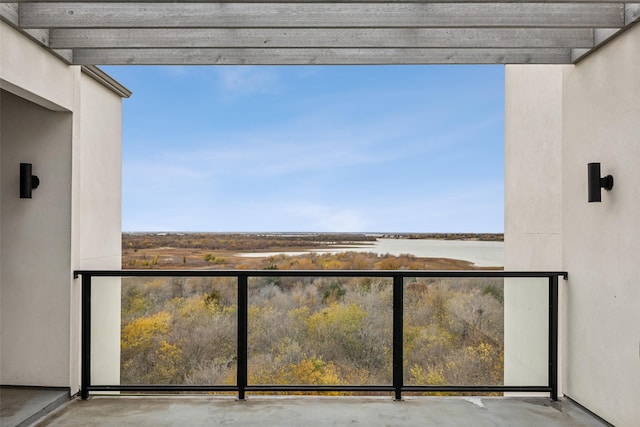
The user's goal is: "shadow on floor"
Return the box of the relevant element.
[0,386,69,427]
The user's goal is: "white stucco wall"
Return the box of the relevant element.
[0,23,74,112]
[506,23,640,427]
[504,65,566,392]
[0,91,73,386]
[77,75,123,387]
[560,24,640,427]
[77,77,123,269]
[1,21,125,392]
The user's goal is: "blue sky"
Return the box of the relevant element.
[102,65,504,233]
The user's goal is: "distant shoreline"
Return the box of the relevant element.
[122,231,504,242]
[122,232,503,270]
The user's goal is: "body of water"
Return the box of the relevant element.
[237,238,504,267]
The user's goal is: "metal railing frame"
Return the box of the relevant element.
[74,270,567,401]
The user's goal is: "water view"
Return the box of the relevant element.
[238,238,504,267]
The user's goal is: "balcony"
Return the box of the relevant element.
[4,269,613,426]
[2,6,639,425]
[5,270,608,426]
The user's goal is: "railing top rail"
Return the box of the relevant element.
[74,269,568,279]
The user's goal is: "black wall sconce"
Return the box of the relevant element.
[20,163,40,199]
[588,162,613,203]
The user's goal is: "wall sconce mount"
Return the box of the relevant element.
[588,162,613,203]
[20,163,40,199]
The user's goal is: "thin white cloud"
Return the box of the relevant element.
[363,181,505,232]
[214,67,281,96]
[161,115,494,182]
[123,180,503,233]
[123,106,502,207]
[280,202,369,232]
[162,66,190,78]
[161,113,448,178]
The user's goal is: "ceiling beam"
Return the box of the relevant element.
[1,3,74,62]
[1,0,631,3]
[19,3,625,29]
[6,1,638,65]
[626,3,640,24]
[50,28,595,49]
[1,3,47,44]
[71,47,572,65]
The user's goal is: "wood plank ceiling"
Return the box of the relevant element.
[2,1,640,65]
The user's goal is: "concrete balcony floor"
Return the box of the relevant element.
[1,387,69,427]
[30,395,611,427]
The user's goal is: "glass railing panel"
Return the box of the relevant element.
[503,277,549,387]
[247,276,393,388]
[403,277,505,389]
[115,276,237,386]
[90,276,122,387]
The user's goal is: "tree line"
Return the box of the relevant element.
[123,232,377,251]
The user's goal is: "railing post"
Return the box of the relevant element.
[392,274,403,401]
[237,274,248,400]
[548,275,559,401]
[81,273,91,400]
